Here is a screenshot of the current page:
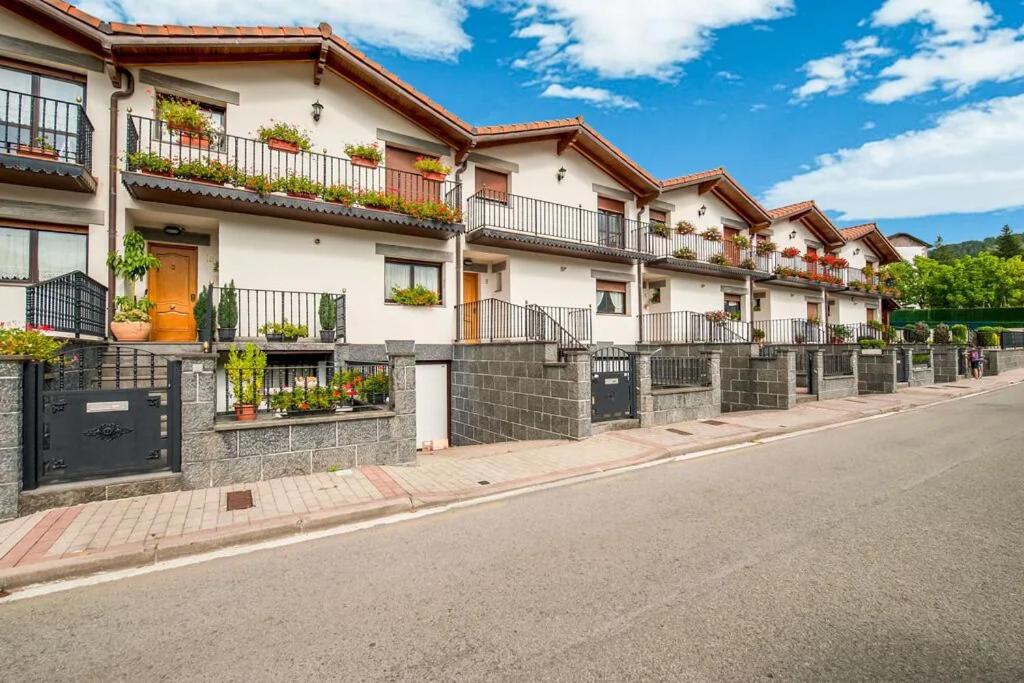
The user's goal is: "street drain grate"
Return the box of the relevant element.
[225,489,254,511]
[701,419,728,426]
[667,428,693,436]
[477,480,491,486]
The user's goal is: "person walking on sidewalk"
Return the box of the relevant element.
[969,345,985,379]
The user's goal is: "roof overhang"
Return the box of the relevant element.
[661,169,771,230]
[770,202,844,248]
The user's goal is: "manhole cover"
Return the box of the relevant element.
[477,480,491,486]
[225,489,254,511]
[701,419,728,426]
[667,428,692,436]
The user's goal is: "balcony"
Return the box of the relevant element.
[200,286,346,351]
[641,310,751,344]
[465,190,651,264]
[25,271,107,338]
[843,266,883,296]
[0,89,95,193]
[763,251,847,291]
[122,115,463,240]
[646,227,773,280]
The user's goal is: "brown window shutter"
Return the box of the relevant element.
[649,208,667,224]
[597,196,625,214]
[596,279,627,293]
[475,167,509,200]
[386,145,438,203]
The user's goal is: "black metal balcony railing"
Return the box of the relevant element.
[466,189,645,252]
[647,231,769,271]
[823,351,854,377]
[1,88,93,170]
[651,355,711,388]
[456,298,586,355]
[752,318,826,345]
[126,115,462,216]
[203,287,346,342]
[218,361,389,415]
[526,304,592,344]
[767,252,846,286]
[25,271,107,338]
[641,310,750,344]
[845,266,881,289]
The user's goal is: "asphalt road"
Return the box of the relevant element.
[3,384,1024,681]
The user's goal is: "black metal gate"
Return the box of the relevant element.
[591,346,636,422]
[23,346,181,489]
[896,348,909,383]
[806,350,817,395]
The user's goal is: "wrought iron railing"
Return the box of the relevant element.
[751,318,826,345]
[1,88,93,170]
[219,361,390,414]
[646,230,767,271]
[767,252,846,286]
[1000,331,1024,349]
[823,351,854,377]
[126,115,462,217]
[526,304,592,344]
[651,355,711,388]
[844,266,881,289]
[466,189,646,252]
[847,322,883,341]
[641,310,750,343]
[203,287,346,342]
[25,271,107,338]
[456,298,586,355]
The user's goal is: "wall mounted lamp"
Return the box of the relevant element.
[163,225,183,236]
[789,230,797,239]
[312,99,324,122]
[698,204,707,217]
[853,247,861,255]
[556,166,566,182]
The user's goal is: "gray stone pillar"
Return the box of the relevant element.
[178,354,222,489]
[385,340,417,464]
[561,348,592,439]
[0,358,24,521]
[702,350,722,410]
[635,348,653,428]
[811,348,824,399]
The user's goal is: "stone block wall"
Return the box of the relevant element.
[858,349,897,394]
[451,342,591,445]
[180,341,416,489]
[0,358,23,521]
[907,348,934,386]
[816,349,860,401]
[637,351,721,427]
[984,348,1024,376]
[932,346,965,383]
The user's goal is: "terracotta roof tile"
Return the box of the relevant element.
[767,200,816,219]
[840,223,877,241]
[474,117,582,135]
[660,168,726,188]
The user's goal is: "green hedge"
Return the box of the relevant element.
[892,308,1024,328]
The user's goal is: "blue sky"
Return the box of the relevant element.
[84,0,1024,244]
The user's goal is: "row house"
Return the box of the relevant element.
[0,1,905,470]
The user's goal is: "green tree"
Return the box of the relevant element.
[993,224,1022,259]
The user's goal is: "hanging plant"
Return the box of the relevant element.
[673,247,697,260]
[700,226,722,242]
[256,120,312,153]
[732,234,752,249]
[344,141,383,167]
[675,220,696,235]
[413,156,452,181]
[755,240,777,256]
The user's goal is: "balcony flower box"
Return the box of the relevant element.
[286,190,318,200]
[345,142,383,169]
[351,156,379,169]
[267,137,300,154]
[178,132,210,150]
[413,157,451,182]
[257,121,311,154]
[16,143,58,161]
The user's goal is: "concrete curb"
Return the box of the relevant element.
[1,377,1019,593]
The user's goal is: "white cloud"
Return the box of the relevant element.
[76,0,477,61]
[763,95,1024,219]
[867,26,1024,103]
[871,0,996,44]
[716,70,742,81]
[540,83,640,109]
[862,120,877,130]
[511,0,793,81]
[792,36,892,100]
[749,103,767,112]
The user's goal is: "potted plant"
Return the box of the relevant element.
[675,220,696,235]
[218,280,238,342]
[323,184,358,205]
[390,285,440,306]
[319,294,337,342]
[193,285,214,343]
[107,232,161,341]
[359,370,390,405]
[781,246,801,258]
[332,368,365,411]
[344,141,383,168]
[225,343,266,421]
[756,240,777,256]
[732,234,752,249]
[128,151,173,177]
[673,247,697,260]
[272,174,323,200]
[157,98,212,148]
[739,257,757,270]
[700,226,722,242]
[830,324,851,344]
[709,253,729,265]
[752,327,766,343]
[413,156,451,181]
[704,310,730,325]
[259,322,284,342]
[256,120,311,154]
[17,135,58,160]
[243,174,273,195]
[282,322,308,342]
[405,199,462,223]
[648,221,670,238]
[173,158,236,185]
[803,251,820,264]
[833,257,848,268]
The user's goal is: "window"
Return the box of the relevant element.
[0,60,86,162]
[597,196,625,249]
[724,293,742,318]
[596,280,627,315]
[385,258,442,303]
[475,167,509,202]
[0,225,87,283]
[155,93,226,150]
[753,296,763,313]
[649,208,667,226]
[386,145,440,203]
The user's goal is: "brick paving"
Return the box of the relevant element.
[1,369,1021,583]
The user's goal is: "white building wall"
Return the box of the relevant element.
[658,185,748,231]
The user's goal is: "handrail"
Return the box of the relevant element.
[202,286,346,341]
[525,304,592,344]
[641,310,751,344]
[466,189,646,253]
[25,270,107,338]
[752,318,826,345]
[646,229,768,271]
[456,298,586,356]
[0,88,93,170]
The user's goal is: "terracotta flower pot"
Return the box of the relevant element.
[179,133,210,149]
[286,191,318,200]
[141,169,172,177]
[110,321,151,342]
[267,137,300,153]
[234,404,258,421]
[350,156,379,169]
[420,170,445,181]
[16,144,58,160]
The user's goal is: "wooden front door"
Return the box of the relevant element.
[724,227,741,266]
[462,272,480,340]
[148,244,197,342]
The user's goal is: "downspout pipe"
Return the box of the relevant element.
[107,67,135,330]
[453,157,469,341]
[636,208,645,346]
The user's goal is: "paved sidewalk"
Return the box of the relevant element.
[2,370,1022,590]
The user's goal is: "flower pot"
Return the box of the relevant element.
[320,329,337,343]
[179,133,210,149]
[282,335,299,343]
[267,137,300,154]
[140,169,172,178]
[218,327,236,342]
[286,191,318,200]
[16,144,58,160]
[110,321,151,342]
[419,170,445,181]
[350,156,378,169]
[265,333,283,342]
[234,403,258,421]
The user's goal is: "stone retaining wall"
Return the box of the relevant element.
[858,349,898,394]
[451,342,591,445]
[932,346,965,383]
[906,348,934,387]
[0,359,23,521]
[984,348,1024,376]
[637,351,721,427]
[816,349,860,401]
[180,341,416,489]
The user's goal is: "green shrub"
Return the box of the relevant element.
[127,151,172,174]
[271,174,323,196]
[912,352,931,365]
[932,323,951,344]
[225,343,266,407]
[157,98,211,133]
[859,338,886,349]
[256,120,312,151]
[319,293,337,331]
[390,285,440,306]
[976,326,1003,347]
[218,280,238,329]
[0,325,63,361]
[951,324,969,345]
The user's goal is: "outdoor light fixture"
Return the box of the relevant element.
[698,204,707,217]
[854,247,861,255]
[163,225,183,236]
[789,230,797,239]
[557,166,566,182]
[312,99,324,121]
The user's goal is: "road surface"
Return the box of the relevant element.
[2,383,1024,681]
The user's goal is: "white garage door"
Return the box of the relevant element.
[415,363,449,449]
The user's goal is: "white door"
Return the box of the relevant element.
[415,363,448,449]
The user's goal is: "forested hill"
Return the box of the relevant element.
[931,229,1023,261]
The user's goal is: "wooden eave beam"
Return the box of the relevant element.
[697,178,721,195]
[556,130,579,156]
